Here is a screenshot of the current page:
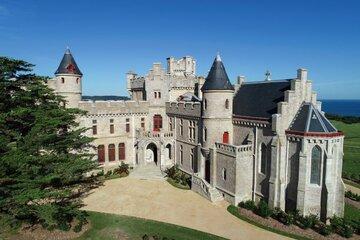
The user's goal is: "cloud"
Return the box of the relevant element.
[0,5,10,16]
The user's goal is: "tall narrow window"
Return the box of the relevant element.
[260,143,267,174]
[141,117,145,129]
[203,99,207,110]
[222,168,227,181]
[222,131,229,144]
[180,119,183,136]
[189,121,195,141]
[119,143,125,160]
[204,127,207,142]
[190,148,194,170]
[76,78,79,84]
[97,145,105,163]
[310,146,322,185]
[92,119,97,135]
[158,92,161,98]
[110,119,114,134]
[108,144,115,162]
[126,118,130,133]
[61,77,65,84]
[154,92,157,98]
[169,117,173,131]
[225,99,229,109]
[180,145,183,165]
[153,114,162,131]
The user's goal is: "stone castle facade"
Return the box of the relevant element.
[47,49,345,220]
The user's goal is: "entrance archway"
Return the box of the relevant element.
[146,143,158,165]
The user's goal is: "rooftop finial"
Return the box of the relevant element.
[265,70,271,81]
[65,46,71,54]
[216,52,222,62]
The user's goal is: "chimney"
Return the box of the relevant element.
[297,68,308,81]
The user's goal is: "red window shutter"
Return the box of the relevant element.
[119,143,125,160]
[98,145,105,163]
[108,144,115,161]
[223,132,229,144]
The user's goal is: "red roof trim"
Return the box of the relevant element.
[285,130,344,138]
[233,115,270,122]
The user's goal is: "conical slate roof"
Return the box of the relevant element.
[55,48,82,76]
[201,54,234,91]
[289,102,337,133]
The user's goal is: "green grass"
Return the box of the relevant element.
[77,211,225,240]
[227,205,311,240]
[166,178,190,190]
[344,203,360,222]
[330,120,360,180]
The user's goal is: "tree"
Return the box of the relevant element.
[0,56,101,231]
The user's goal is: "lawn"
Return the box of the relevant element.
[344,203,360,222]
[77,211,225,240]
[330,120,360,179]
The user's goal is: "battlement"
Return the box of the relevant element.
[78,100,149,115]
[166,101,201,118]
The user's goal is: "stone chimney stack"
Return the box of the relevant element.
[297,68,308,81]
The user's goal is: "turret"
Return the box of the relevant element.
[201,54,234,148]
[54,48,83,108]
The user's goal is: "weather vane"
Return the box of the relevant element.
[265,70,271,81]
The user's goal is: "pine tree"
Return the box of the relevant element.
[0,56,101,231]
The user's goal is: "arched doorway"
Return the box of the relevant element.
[146,143,158,165]
[165,144,172,160]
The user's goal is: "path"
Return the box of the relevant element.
[345,183,360,195]
[83,177,289,240]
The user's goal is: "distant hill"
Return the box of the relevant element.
[82,95,130,101]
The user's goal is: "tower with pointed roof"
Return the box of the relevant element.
[54,48,83,108]
[201,54,235,149]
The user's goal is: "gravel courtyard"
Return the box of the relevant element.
[83,177,288,240]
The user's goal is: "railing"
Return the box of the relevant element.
[191,173,211,201]
[136,130,174,139]
[215,142,252,154]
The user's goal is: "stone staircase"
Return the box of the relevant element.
[129,163,165,180]
[191,173,224,202]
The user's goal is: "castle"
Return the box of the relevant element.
[47,48,345,220]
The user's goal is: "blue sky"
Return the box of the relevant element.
[0,0,359,99]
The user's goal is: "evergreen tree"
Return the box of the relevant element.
[0,56,101,231]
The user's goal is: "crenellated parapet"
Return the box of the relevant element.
[166,101,201,118]
[78,100,149,115]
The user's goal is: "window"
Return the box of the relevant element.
[180,145,183,165]
[190,148,194,170]
[222,168,227,181]
[76,78,79,84]
[203,99,207,110]
[110,119,114,134]
[92,125,97,135]
[141,117,145,129]
[310,146,322,185]
[169,117,173,131]
[154,92,157,98]
[97,145,105,163]
[153,114,162,131]
[204,127,207,142]
[222,131,229,144]
[126,118,130,133]
[260,143,267,174]
[61,77,65,84]
[119,143,125,160]
[189,121,195,141]
[158,92,161,98]
[154,91,161,99]
[225,99,229,109]
[92,119,97,124]
[108,144,115,162]
[180,119,183,136]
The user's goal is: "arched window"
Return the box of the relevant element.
[97,145,105,163]
[225,99,229,109]
[108,144,115,162]
[119,143,125,160]
[260,143,267,174]
[61,77,65,84]
[166,144,171,159]
[310,146,322,185]
[222,168,227,181]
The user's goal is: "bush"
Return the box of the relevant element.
[317,222,332,236]
[239,200,256,211]
[349,219,360,235]
[165,165,191,188]
[345,190,360,202]
[330,216,354,238]
[105,170,112,177]
[255,200,272,218]
[113,162,130,176]
[297,214,319,229]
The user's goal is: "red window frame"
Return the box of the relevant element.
[223,132,229,144]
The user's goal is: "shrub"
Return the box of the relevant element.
[349,219,360,235]
[142,234,149,240]
[330,216,354,238]
[239,200,256,211]
[165,165,191,188]
[105,170,112,177]
[317,222,332,236]
[113,162,130,176]
[96,170,104,176]
[298,214,319,229]
[345,190,360,202]
[255,200,272,218]
[279,212,294,226]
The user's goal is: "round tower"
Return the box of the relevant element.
[54,48,83,108]
[201,54,234,148]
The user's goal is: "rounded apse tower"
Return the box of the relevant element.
[201,54,234,148]
[54,48,83,108]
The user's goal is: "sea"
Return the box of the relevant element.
[321,100,360,117]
